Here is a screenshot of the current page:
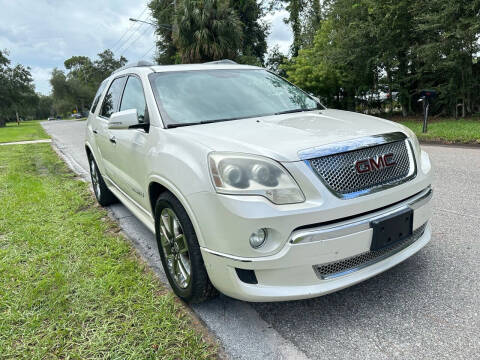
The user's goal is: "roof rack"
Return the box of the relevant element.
[113,60,154,74]
[203,59,238,65]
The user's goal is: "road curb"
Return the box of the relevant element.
[0,139,52,146]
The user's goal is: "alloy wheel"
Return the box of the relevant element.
[159,208,191,289]
[90,159,101,198]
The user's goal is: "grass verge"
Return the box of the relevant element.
[0,143,216,359]
[0,121,50,143]
[393,118,480,145]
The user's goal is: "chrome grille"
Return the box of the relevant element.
[309,140,413,197]
[314,223,427,280]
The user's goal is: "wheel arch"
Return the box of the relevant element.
[85,141,108,177]
[85,143,93,160]
[148,176,207,248]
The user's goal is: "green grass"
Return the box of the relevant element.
[0,144,216,359]
[394,118,480,144]
[0,121,49,143]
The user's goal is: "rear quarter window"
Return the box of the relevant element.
[90,80,108,114]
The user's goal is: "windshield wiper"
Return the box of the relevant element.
[274,108,317,115]
[166,116,250,128]
[166,120,216,128]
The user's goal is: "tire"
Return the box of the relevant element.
[88,154,117,206]
[154,192,217,303]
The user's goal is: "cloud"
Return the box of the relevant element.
[0,1,292,95]
[264,10,293,54]
[30,66,53,95]
[0,0,156,94]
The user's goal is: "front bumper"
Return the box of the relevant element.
[200,188,432,302]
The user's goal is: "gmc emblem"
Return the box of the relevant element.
[355,153,396,174]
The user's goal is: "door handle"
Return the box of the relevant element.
[109,136,117,144]
[92,129,98,134]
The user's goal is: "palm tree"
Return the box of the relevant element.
[174,0,243,63]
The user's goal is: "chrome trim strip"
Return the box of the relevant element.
[290,187,432,244]
[314,223,428,280]
[298,132,408,160]
[304,138,417,200]
[201,248,253,263]
[104,174,153,218]
[409,187,433,210]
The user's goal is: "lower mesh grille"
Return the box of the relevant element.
[314,223,427,280]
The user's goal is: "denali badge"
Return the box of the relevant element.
[355,153,396,174]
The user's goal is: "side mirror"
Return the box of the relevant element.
[108,109,138,130]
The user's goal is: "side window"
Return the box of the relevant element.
[120,76,147,123]
[100,76,127,118]
[90,79,107,114]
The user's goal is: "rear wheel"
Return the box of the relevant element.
[88,155,117,206]
[155,192,217,303]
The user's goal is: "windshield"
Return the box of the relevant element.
[149,69,324,127]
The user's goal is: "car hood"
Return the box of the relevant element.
[173,109,409,162]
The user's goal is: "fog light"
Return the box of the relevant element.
[249,228,267,248]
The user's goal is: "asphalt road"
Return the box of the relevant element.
[43,120,479,360]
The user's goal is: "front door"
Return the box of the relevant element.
[107,75,150,208]
[96,75,127,181]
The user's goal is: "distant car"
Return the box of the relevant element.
[47,117,55,121]
[56,116,62,120]
[71,113,82,119]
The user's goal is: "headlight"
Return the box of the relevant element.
[208,152,305,205]
[409,133,420,155]
[402,127,421,155]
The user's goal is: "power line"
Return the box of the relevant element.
[118,24,155,57]
[111,5,148,54]
[113,21,143,54]
[140,44,157,60]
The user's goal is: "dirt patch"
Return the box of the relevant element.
[0,234,8,248]
[419,140,480,148]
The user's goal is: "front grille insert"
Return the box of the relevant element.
[309,140,414,198]
[313,223,427,280]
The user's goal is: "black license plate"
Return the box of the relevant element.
[370,208,413,251]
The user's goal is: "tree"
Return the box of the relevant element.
[282,0,480,116]
[0,50,11,127]
[174,0,243,63]
[283,0,303,57]
[149,0,268,64]
[232,0,269,65]
[0,50,38,127]
[49,50,127,116]
[149,0,179,64]
[414,0,480,117]
[281,20,341,106]
[265,45,288,77]
[271,1,323,56]
[35,95,54,119]
[93,50,127,82]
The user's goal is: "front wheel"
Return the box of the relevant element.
[155,192,217,303]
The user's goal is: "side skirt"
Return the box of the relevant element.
[104,175,156,234]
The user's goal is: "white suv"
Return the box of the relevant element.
[85,61,433,303]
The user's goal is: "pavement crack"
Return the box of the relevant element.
[435,208,480,220]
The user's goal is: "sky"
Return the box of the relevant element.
[0,0,293,95]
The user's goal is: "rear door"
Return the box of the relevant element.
[87,79,107,160]
[96,76,127,180]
